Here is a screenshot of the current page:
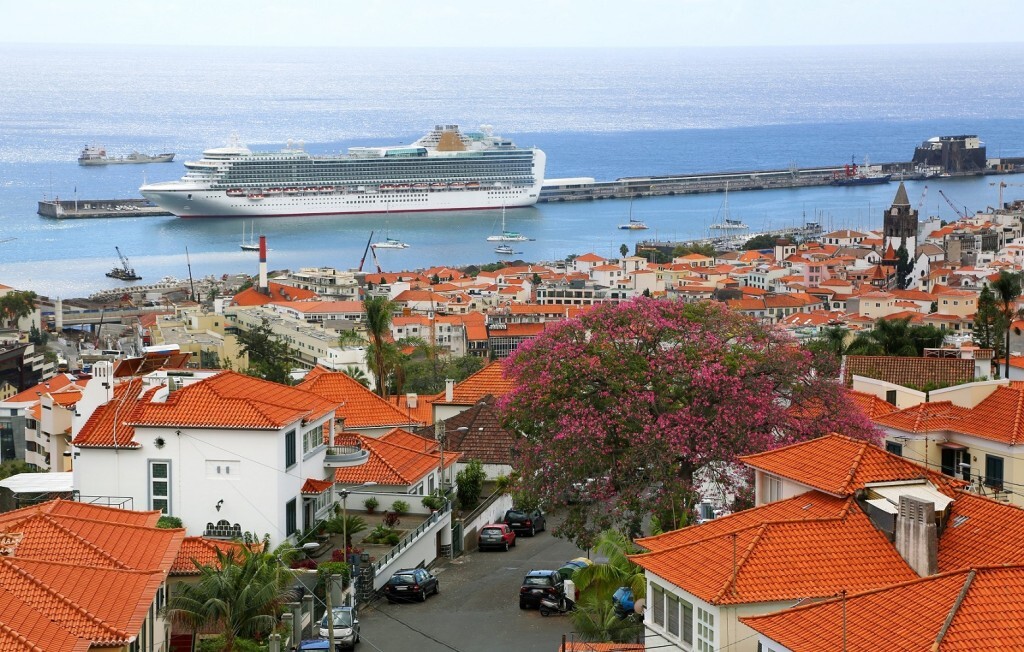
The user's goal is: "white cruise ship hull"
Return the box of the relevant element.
[139,125,546,219]
[140,179,542,218]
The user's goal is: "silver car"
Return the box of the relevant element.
[318,606,360,649]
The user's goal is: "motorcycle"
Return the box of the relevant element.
[539,594,575,616]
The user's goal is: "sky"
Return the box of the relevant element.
[1,0,1022,49]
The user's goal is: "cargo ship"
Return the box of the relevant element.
[138,125,546,218]
[79,145,175,166]
[829,158,891,186]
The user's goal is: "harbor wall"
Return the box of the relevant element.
[37,198,171,219]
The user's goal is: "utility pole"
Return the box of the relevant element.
[326,574,335,652]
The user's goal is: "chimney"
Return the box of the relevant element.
[894,495,938,577]
[406,392,417,409]
[259,235,268,294]
[444,378,454,403]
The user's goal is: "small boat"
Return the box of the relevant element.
[412,183,428,190]
[449,182,466,190]
[373,237,410,249]
[265,187,283,195]
[247,191,264,200]
[106,246,141,281]
[495,244,516,255]
[829,156,892,186]
[284,187,299,194]
[226,188,244,197]
[240,221,260,251]
[320,186,335,193]
[380,184,395,191]
[466,181,481,189]
[486,205,531,242]
[708,183,749,232]
[618,200,648,230]
[430,183,447,190]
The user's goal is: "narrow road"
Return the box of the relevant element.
[356,525,590,652]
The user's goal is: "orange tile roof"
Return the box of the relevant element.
[562,645,644,652]
[741,566,1024,651]
[6,374,81,403]
[956,383,1024,444]
[440,361,516,404]
[131,371,339,430]
[71,379,148,448]
[846,390,899,419]
[171,537,256,575]
[301,478,334,495]
[388,393,435,425]
[0,585,91,652]
[739,434,965,497]
[333,429,459,486]
[873,400,972,433]
[630,503,916,605]
[0,499,160,530]
[636,491,852,553]
[232,281,318,306]
[298,366,421,428]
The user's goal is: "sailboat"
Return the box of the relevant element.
[240,222,260,251]
[372,206,410,249]
[486,205,530,242]
[708,183,749,233]
[617,199,649,230]
[494,243,516,255]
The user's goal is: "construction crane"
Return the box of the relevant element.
[357,231,375,272]
[917,184,928,213]
[990,181,1024,209]
[938,190,968,220]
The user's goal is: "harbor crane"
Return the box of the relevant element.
[938,190,968,220]
[991,181,1024,209]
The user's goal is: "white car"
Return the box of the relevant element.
[318,606,360,649]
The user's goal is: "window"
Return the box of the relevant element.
[765,474,782,503]
[652,584,665,626]
[303,424,324,454]
[666,594,680,637]
[885,441,904,457]
[885,389,897,405]
[149,461,170,513]
[696,607,712,650]
[985,455,1005,490]
[285,430,296,468]
[286,498,297,536]
[681,598,694,644]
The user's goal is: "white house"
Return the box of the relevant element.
[72,369,345,548]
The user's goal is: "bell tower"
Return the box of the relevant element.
[883,182,918,258]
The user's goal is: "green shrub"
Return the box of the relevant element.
[456,459,487,509]
[422,494,444,511]
[363,496,379,512]
[156,515,183,529]
[391,499,409,515]
[385,532,401,545]
[317,561,350,589]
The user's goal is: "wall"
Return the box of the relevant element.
[460,492,513,552]
[851,375,927,409]
[929,379,1006,408]
[371,509,452,590]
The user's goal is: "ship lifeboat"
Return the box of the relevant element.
[247,191,264,200]
[466,181,481,189]
[395,184,410,190]
[320,186,335,193]
[380,184,395,191]
[412,183,428,190]
[226,188,244,197]
[430,183,446,190]
[266,187,283,195]
[449,182,466,190]
[284,187,299,194]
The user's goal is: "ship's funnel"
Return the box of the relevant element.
[259,235,268,293]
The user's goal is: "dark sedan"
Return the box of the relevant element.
[382,568,439,603]
[503,508,546,536]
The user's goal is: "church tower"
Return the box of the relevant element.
[883,182,918,258]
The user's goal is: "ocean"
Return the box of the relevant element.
[1,43,1023,298]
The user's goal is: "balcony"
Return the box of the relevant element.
[324,444,369,468]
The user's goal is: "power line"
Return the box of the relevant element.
[360,602,464,652]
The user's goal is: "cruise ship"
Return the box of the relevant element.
[139,125,545,218]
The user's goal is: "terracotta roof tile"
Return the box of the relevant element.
[301,478,334,495]
[873,400,972,433]
[0,585,90,652]
[333,429,459,486]
[171,538,256,576]
[741,566,1024,652]
[938,491,1024,571]
[739,434,965,497]
[846,390,900,419]
[631,504,916,605]
[298,366,421,428]
[415,396,514,465]
[440,361,516,404]
[232,281,318,306]
[130,371,339,430]
[71,379,148,448]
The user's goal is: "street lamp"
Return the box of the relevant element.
[338,481,377,591]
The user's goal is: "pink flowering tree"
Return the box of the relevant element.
[500,298,879,546]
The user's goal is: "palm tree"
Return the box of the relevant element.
[164,547,295,651]
[992,271,1022,379]
[569,530,646,642]
[846,317,918,356]
[364,296,398,397]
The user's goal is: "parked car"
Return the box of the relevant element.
[519,569,564,609]
[503,508,546,536]
[318,606,360,649]
[478,523,516,551]
[612,587,636,619]
[383,568,439,603]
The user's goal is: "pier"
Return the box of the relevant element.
[37,198,171,219]
[636,223,825,259]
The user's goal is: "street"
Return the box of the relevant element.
[356,525,590,652]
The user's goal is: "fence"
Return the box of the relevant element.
[369,500,452,590]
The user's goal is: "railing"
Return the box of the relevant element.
[74,494,134,509]
[371,499,452,575]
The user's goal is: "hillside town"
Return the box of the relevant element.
[2,182,1024,650]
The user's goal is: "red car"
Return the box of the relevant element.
[478,523,516,551]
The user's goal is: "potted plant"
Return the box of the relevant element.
[391,499,409,516]
[363,496,379,514]
[422,494,444,512]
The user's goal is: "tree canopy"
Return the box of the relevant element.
[0,290,37,329]
[500,298,878,546]
[846,317,944,357]
[236,317,294,384]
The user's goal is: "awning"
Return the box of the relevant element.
[866,481,954,512]
[937,442,968,450]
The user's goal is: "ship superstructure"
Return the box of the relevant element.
[139,125,545,218]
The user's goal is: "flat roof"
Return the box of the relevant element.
[0,472,73,494]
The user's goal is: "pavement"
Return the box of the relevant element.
[354,522,591,652]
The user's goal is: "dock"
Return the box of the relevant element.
[37,198,171,219]
[636,223,825,258]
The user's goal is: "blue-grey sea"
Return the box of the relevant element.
[1,43,1023,298]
